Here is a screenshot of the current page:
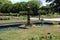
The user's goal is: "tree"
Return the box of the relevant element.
[0,3,10,13]
[11,2,28,13]
[11,3,20,13]
[0,0,11,4]
[40,6,51,15]
[30,0,40,5]
[28,1,40,15]
[19,2,27,11]
[0,0,12,13]
[46,0,60,14]
[0,1,41,16]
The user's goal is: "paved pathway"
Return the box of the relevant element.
[30,18,60,21]
[0,18,60,27]
[0,22,24,27]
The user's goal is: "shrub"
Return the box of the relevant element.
[52,21,58,25]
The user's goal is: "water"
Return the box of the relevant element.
[0,27,20,32]
[0,24,52,32]
[35,24,52,27]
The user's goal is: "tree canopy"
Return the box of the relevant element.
[0,0,11,4]
[46,0,60,13]
[0,1,40,15]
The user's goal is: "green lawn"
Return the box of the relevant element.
[40,15,60,18]
[0,15,60,23]
[0,25,60,40]
[31,15,60,18]
[0,16,27,23]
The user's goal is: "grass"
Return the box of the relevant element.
[0,16,27,23]
[31,15,60,19]
[40,15,60,18]
[0,15,60,23]
[0,25,60,40]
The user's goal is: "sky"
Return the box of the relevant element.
[11,0,47,6]
[40,0,47,6]
[11,0,28,3]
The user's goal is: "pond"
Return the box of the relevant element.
[0,27,21,32]
[35,24,52,27]
[0,23,53,32]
